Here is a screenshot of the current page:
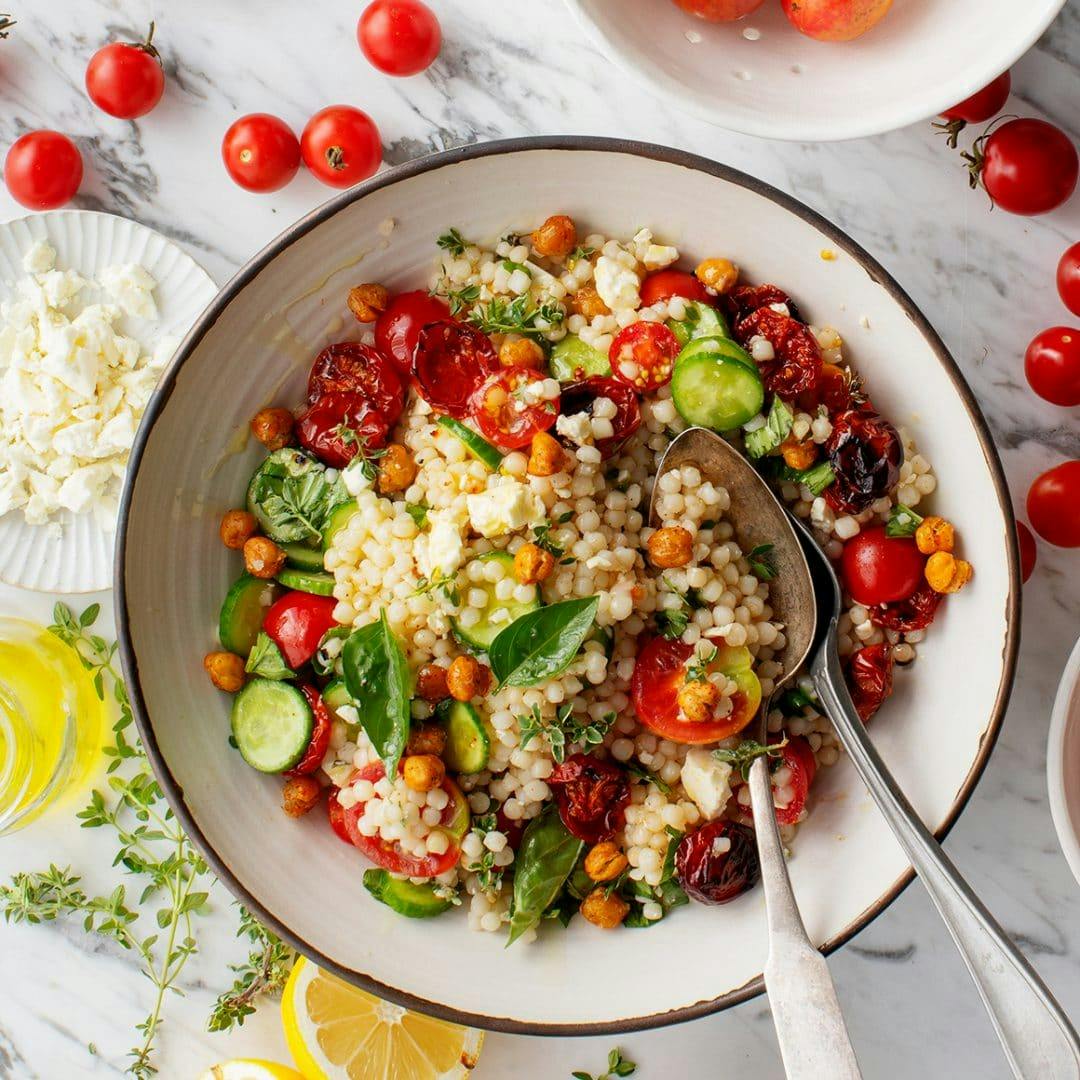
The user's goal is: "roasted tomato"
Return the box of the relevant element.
[285,686,333,777]
[824,408,902,515]
[773,736,817,826]
[840,526,926,606]
[736,306,822,399]
[609,322,679,391]
[328,791,352,844]
[869,583,942,633]
[374,290,452,377]
[308,341,405,424]
[414,320,499,417]
[469,367,559,449]
[640,269,710,307]
[263,592,338,669]
[631,637,761,744]
[845,642,895,723]
[557,376,641,459]
[797,361,851,414]
[548,753,631,844]
[675,820,760,905]
[726,283,801,337]
[295,391,390,469]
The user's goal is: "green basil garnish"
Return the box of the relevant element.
[246,448,348,545]
[244,631,293,681]
[488,596,599,689]
[744,396,793,459]
[886,503,924,538]
[624,827,687,928]
[507,805,583,946]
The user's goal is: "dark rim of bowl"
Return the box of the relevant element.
[115,135,1021,1037]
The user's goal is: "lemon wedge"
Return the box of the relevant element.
[198,1060,305,1080]
[282,957,484,1080]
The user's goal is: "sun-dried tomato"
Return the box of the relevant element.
[870,583,943,633]
[824,407,902,514]
[736,307,822,399]
[675,820,760,905]
[845,642,895,723]
[548,753,631,844]
[797,362,852,415]
[725,283,800,339]
[413,321,498,418]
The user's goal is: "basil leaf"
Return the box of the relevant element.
[247,448,348,544]
[886,503,923,538]
[744,396,793,459]
[761,456,835,496]
[507,805,583,946]
[342,611,412,776]
[405,502,429,528]
[244,632,293,680]
[488,596,599,689]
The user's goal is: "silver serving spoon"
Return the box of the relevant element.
[652,427,861,1080]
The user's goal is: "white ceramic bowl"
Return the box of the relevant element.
[117,139,1020,1033]
[563,0,1067,141]
[1048,636,1080,888]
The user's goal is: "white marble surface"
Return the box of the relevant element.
[0,1,1078,1077]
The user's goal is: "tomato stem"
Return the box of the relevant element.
[931,117,966,150]
[325,145,346,172]
[136,20,161,61]
[0,14,15,38]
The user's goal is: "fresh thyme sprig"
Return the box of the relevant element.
[516,703,615,763]
[464,812,504,893]
[685,644,718,684]
[336,426,387,483]
[466,294,565,339]
[572,1047,637,1080]
[713,737,789,781]
[436,227,471,258]
[411,570,461,606]
[654,575,703,641]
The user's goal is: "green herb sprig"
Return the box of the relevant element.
[436,227,471,258]
[886,503,924,538]
[467,294,565,339]
[747,542,778,581]
[517,703,616,764]
[713,737,788,781]
[572,1048,637,1080]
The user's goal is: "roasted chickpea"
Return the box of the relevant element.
[415,663,450,702]
[219,509,258,550]
[204,651,246,693]
[250,407,295,451]
[531,214,577,259]
[406,723,448,756]
[925,551,973,594]
[403,753,446,793]
[347,282,388,323]
[499,337,546,369]
[446,655,491,702]
[695,258,739,295]
[282,775,321,818]
[527,431,564,477]
[647,525,694,569]
[678,678,720,724]
[781,435,818,472]
[243,535,287,579]
[569,283,610,321]
[915,515,955,556]
[580,887,629,929]
[513,542,555,585]
[584,841,629,883]
[376,444,417,494]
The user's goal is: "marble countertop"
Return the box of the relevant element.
[1,0,1079,1077]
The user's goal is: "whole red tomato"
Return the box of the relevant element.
[4,131,83,210]
[358,0,441,77]
[1016,521,1037,584]
[1057,243,1080,318]
[1027,461,1080,548]
[781,0,893,41]
[941,71,1011,126]
[1024,327,1080,407]
[672,0,765,19]
[841,527,926,606]
[221,114,300,193]
[972,118,1079,216]
[85,23,165,119]
[263,591,338,669]
[301,106,381,189]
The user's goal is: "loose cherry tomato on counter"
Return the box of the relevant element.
[845,642,895,723]
[358,0,441,77]
[547,753,631,844]
[301,105,381,189]
[825,408,903,516]
[1057,243,1080,318]
[285,686,333,777]
[773,736,818,827]
[840,526,926,606]
[374,290,452,377]
[85,22,165,119]
[671,0,765,20]
[295,391,390,469]
[1017,521,1037,583]
[675,819,759,904]
[557,377,641,459]
[939,71,1011,139]
[469,367,559,449]
[414,321,498,417]
[1024,327,1080,407]
[869,583,942,633]
[1027,460,1080,548]
[308,340,405,422]
[263,591,338,670]
[4,130,83,210]
[221,113,300,193]
[640,269,710,307]
[609,322,679,392]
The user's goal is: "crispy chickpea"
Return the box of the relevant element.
[406,723,448,756]
[527,431,565,477]
[446,655,491,702]
[347,282,388,323]
[499,336,546,369]
[376,444,417,494]
[915,515,955,556]
[695,257,739,295]
[925,551,973,594]
[647,525,694,569]
[243,535,287,579]
[531,214,577,259]
[584,841,629,883]
[282,775,321,818]
[219,509,258,550]
[569,283,610,320]
[580,887,629,929]
[678,678,720,724]
[781,434,818,472]
[250,407,295,452]
[513,542,555,585]
[204,651,246,693]
[415,663,450,702]
[403,754,446,793]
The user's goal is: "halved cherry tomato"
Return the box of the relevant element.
[374,290,452,377]
[609,322,679,391]
[640,269,710,307]
[308,341,404,423]
[773,736,817,826]
[1017,521,1037,583]
[548,753,630,844]
[840,526,926,606]
[557,377,641,459]
[845,642,895,723]
[414,321,498,417]
[285,686,333,777]
[328,791,352,844]
[797,361,851,414]
[295,391,390,469]
[631,637,761,744]
[469,368,559,449]
[263,592,338,670]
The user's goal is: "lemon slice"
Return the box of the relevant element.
[198,1060,305,1080]
[282,957,484,1080]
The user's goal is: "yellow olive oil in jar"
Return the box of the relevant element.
[0,618,104,835]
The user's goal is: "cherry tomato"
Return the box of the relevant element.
[825,408,903,515]
[358,0,441,77]
[737,306,822,399]
[414,321,498,417]
[1024,327,1080,407]
[672,0,765,20]
[328,791,352,844]
[547,753,630,844]
[308,341,405,423]
[374,290,452,377]
[1017,521,1037,584]
[262,591,338,669]
[845,643,895,723]
[840,526,926,606]
[557,377,641,459]
[295,391,390,469]
[941,71,1011,125]
[285,686,333,777]
[870,583,942,633]
[974,118,1079,216]
[469,368,559,450]
[4,131,83,211]
[301,105,381,189]
[609,322,679,391]
[797,362,851,415]
[1027,460,1080,547]
[85,23,165,119]
[221,114,300,194]
[726,283,802,335]
[639,269,709,307]
[1057,243,1080,318]
[773,736,817,827]
[675,820,759,905]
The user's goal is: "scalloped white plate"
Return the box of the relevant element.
[0,211,217,593]
[1049,636,1080,888]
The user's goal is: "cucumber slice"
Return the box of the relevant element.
[219,575,283,655]
[282,542,325,571]
[230,678,313,773]
[436,415,503,470]
[671,337,764,432]
[322,678,352,715]
[549,334,611,381]
[363,869,453,918]
[438,699,491,774]
[276,567,335,596]
[668,301,730,348]
[451,551,542,651]
[322,499,358,553]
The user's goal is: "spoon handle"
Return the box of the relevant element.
[813,641,1080,1080]
[749,755,862,1080]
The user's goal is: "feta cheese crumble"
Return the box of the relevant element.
[466,479,546,539]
